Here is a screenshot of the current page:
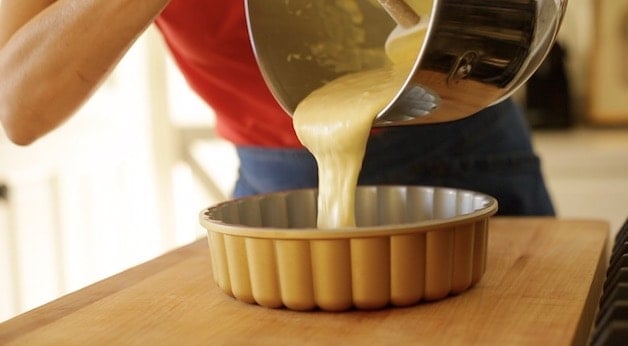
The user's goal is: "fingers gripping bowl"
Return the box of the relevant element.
[199,185,498,311]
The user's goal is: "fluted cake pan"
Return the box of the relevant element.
[199,185,498,311]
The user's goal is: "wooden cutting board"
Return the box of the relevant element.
[0,217,609,345]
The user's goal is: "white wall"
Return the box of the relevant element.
[0,25,235,321]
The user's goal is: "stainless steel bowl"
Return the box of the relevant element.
[245,0,568,125]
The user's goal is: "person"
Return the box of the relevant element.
[0,0,555,216]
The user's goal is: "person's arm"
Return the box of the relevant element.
[0,0,170,145]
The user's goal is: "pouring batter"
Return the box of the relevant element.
[294,68,406,228]
[0,0,555,219]
[293,14,426,228]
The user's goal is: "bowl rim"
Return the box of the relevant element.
[199,185,498,240]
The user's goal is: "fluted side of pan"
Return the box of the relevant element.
[200,185,497,311]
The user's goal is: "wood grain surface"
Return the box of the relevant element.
[0,217,609,345]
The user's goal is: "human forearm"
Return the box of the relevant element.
[0,0,170,145]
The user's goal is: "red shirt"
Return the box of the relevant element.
[155,0,302,147]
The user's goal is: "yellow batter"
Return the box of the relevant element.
[293,3,429,229]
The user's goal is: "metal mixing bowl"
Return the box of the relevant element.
[245,0,568,125]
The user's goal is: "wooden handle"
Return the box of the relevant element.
[377,0,421,28]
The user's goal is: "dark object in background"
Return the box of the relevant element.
[590,217,628,346]
[0,184,8,201]
[524,42,573,129]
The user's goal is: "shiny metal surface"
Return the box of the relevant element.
[245,0,567,125]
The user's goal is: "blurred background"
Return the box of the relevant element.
[1,0,627,322]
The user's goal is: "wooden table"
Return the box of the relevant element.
[0,217,609,345]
